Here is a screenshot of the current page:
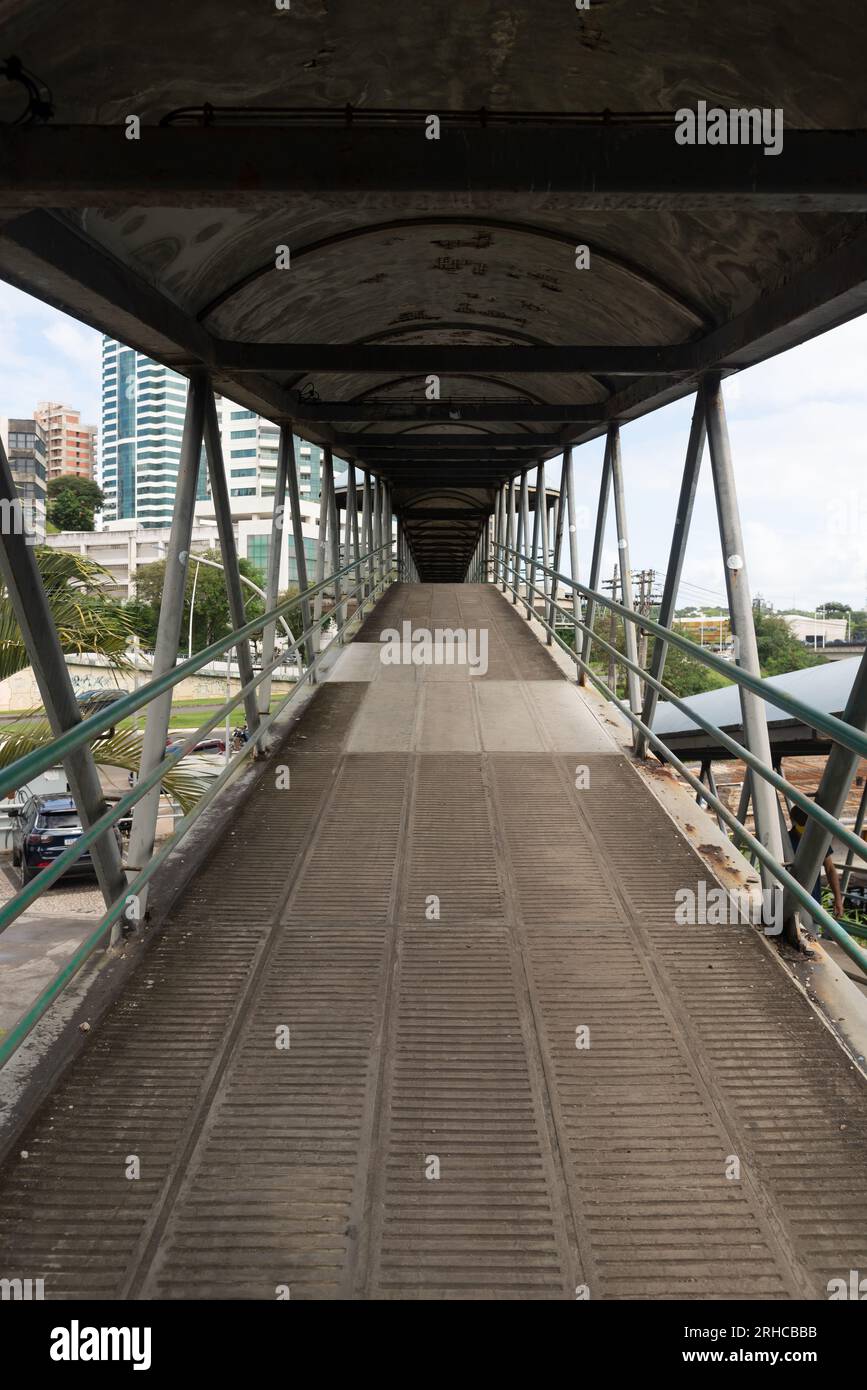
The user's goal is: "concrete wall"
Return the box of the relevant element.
[0,654,297,713]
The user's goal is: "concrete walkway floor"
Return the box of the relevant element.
[0,583,865,1300]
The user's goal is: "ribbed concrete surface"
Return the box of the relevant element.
[0,583,865,1300]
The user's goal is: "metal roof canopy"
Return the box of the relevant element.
[2,3,867,577]
[652,656,865,759]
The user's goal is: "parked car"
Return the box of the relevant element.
[76,688,128,736]
[165,736,226,758]
[9,792,119,886]
[0,766,67,852]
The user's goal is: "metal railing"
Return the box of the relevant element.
[0,542,398,1068]
[494,541,867,978]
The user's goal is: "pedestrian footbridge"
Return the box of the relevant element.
[1,582,865,1300]
[2,0,867,1299]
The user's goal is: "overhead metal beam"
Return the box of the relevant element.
[337,432,563,449]
[4,126,867,209]
[295,401,606,423]
[217,342,696,375]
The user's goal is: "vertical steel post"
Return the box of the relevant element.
[0,435,128,923]
[580,431,614,677]
[512,476,523,603]
[202,389,260,738]
[505,477,516,596]
[784,646,867,936]
[564,447,582,669]
[498,484,508,590]
[285,426,315,676]
[519,469,531,617]
[636,395,706,757]
[547,454,568,642]
[348,461,361,596]
[372,476,383,592]
[702,374,786,908]
[343,464,353,596]
[361,470,373,598]
[530,462,544,615]
[539,488,551,628]
[841,776,867,895]
[259,422,292,713]
[313,448,331,651]
[127,371,208,915]
[609,425,641,719]
[382,482,391,582]
[325,450,343,639]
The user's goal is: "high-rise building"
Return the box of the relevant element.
[100,337,324,528]
[100,339,191,528]
[0,416,47,542]
[34,402,97,483]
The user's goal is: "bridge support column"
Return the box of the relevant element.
[202,389,260,741]
[382,482,391,584]
[636,394,706,757]
[783,646,867,940]
[0,435,128,926]
[259,423,291,712]
[325,450,344,641]
[285,427,315,678]
[519,469,532,618]
[313,447,331,651]
[538,484,550,627]
[610,425,641,722]
[347,462,361,599]
[499,484,509,591]
[505,477,515,597]
[580,428,614,679]
[127,370,208,919]
[372,476,383,592]
[547,454,568,643]
[702,374,787,929]
[361,471,373,598]
[564,447,582,677]
[530,463,543,614]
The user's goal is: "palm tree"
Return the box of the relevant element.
[0,549,207,813]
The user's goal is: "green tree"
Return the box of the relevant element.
[819,600,850,616]
[134,550,266,655]
[752,607,824,677]
[0,549,132,681]
[46,476,104,531]
[0,549,207,810]
[120,598,160,652]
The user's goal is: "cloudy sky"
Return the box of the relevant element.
[1,279,864,614]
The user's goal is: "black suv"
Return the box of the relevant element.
[11,793,100,885]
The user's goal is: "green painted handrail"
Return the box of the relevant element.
[0,540,394,801]
[0,553,400,1068]
[496,543,867,762]
[495,547,867,977]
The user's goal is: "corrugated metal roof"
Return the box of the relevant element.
[652,656,863,739]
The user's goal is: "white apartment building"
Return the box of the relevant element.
[100,337,323,529]
[45,498,322,602]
